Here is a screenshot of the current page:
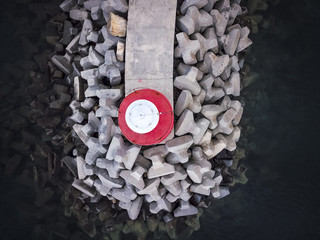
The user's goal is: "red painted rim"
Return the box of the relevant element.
[118,89,174,145]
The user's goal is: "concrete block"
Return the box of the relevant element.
[210,9,229,36]
[213,171,223,185]
[98,50,124,86]
[83,176,96,188]
[216,126,241,151]
[87,137,107,154]
[197,52,229,77]
[216,186,230,199]
[233,106,243,125]
[143,146,174,178]
[83,0,103,10]
[98,116,121,144]
[101,0,128,14]
[199,74,225,102]
[223,28,241,56]
[101,26,119,51]
[95,43,106,56]
[72,179,96,197]
[203,0,218,12]
[70,8,90,21]
[60,0,77,12]
[66,33,80,54]
[104,161,125,178]
[70,110,86,123]
[116,40,125,62]
[73,124,89,144]
[191,32,217,61]
[127,196,143,220]
[106,12,127,37]
[96,158,109,169]
[161,165,188,185]
[211,185,220,198]
[62,156,77,178]
[88,46,104,66]
[79,19,93,46]
[175,32,200,65]
[119,200,131,210]
[80,56,93,70]
[180,0,208,14]
[175,89,205,116]
[177,63,203,81]
[190,175,215,195]
[228,3,242,26]
[80,68,98,80]
[173,200,198,217]
[237,27,252,52]
[166,193,179,203]
[83,164,96,176]
[211,122,234,135]
[106,134,141,170]
[203,27,219,53]
[76,156,86,179]
[174,67,201,95]
[165,135,193,164]
[137,178,161,201]
[180,188,193,201]
[164,181,182,196]
[134,154,152,170]
[94,179,111,196]
[74,76,84,101]
[163,213,174,223]
[202,138,227,158]
[146,154,175,179]
[186,164,202,183]
[91,6,102,21]
[223,71,240,96]
[180,178,192,189]
[150,196,172,213]
[177,6,213,35]
[201,104,227,129]
[111,184,137,203]
[51,55,72,75]
[218,108,237,127]
[81,98,96,110]
[143,145,168,159]
[97,169,124,189]
[215,0,230,12]
[175,109,210,144]
[120,165,146,190]
[96,86,124,117]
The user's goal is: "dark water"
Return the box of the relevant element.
[1,0,320,240]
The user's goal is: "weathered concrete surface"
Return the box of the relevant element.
[125,0,178,141]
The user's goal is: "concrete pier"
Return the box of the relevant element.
[125,0,178,141]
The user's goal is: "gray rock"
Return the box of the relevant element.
[174,67,201,95]
[165,135,194,164]
[175,32,200,65]
[177,6,213,35]
[175,109,210,144]
[180,0,208,14]
[173,200,198,217]
[237,26,252,52]
[72,179,96,197]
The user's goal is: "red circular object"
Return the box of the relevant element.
[118,89,174,145]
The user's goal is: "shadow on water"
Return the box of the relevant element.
[1,0,320,240]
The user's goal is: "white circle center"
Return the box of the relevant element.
[125,99,160,134]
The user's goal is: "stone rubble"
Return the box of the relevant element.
[44,0,252,225]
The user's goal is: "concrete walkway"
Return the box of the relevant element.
[125,0,178,141]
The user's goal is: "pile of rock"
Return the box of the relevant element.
[51,0,252,223]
